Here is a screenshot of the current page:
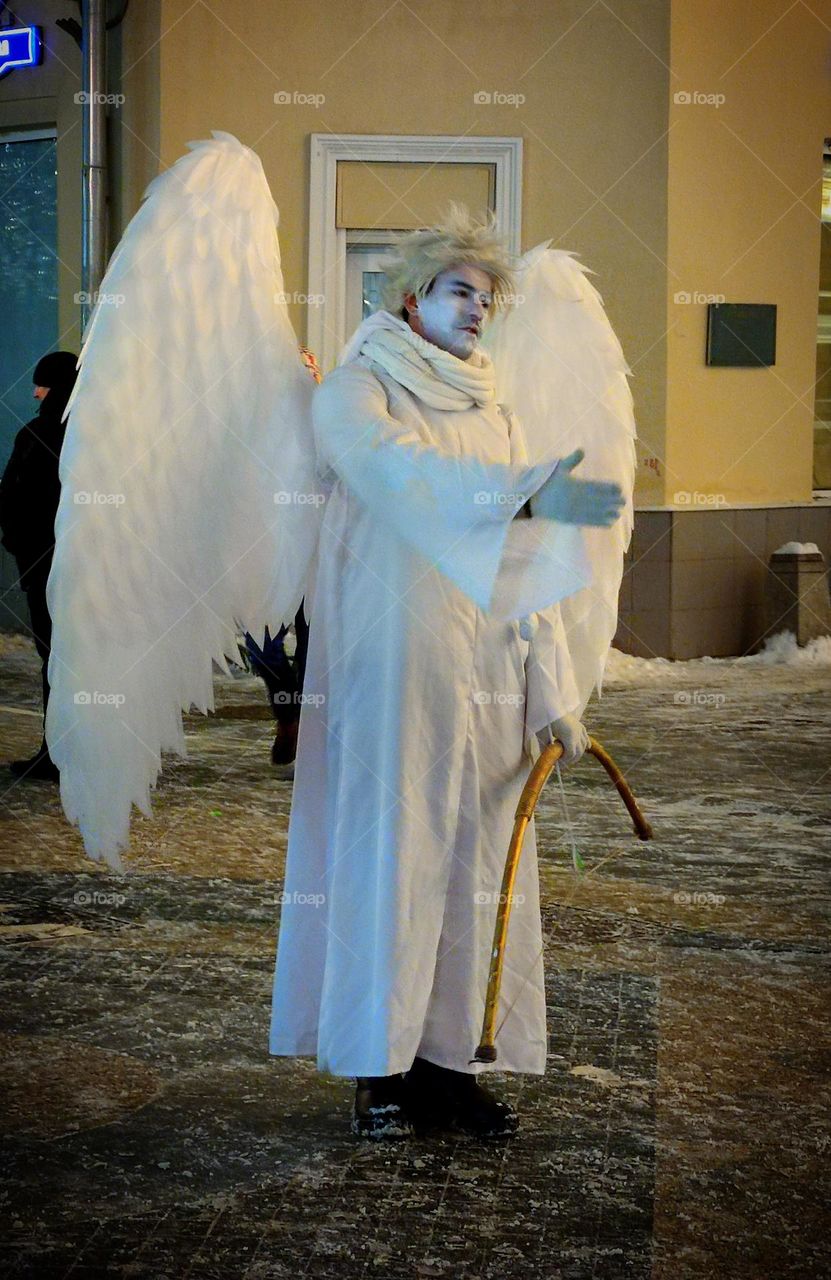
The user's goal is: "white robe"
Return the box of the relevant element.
[268,356,589,1077]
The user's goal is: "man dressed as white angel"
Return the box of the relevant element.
[46,136,634,1144]
[270,205,632,1140]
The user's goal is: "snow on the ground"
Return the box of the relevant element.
[732,630,831,667]
[0,633,37,658]
[771,541,821,556]
[3,627,830,682]
[604,630,831,684]
[603,648,676,683]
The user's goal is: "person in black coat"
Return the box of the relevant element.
[0,351,78,780]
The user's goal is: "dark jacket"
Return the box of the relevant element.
[0,352,77,591]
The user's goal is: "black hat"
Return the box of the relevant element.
[33,350,78,389]
[32,350,78,422]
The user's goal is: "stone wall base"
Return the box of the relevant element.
[615,504,831,659]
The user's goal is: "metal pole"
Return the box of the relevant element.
[81,0,107,335]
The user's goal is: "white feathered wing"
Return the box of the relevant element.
[482,243,636,717]
[46,132,322,871]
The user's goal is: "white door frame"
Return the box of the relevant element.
[308,133,523,370]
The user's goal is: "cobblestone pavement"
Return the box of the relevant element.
[0,638,828,1279]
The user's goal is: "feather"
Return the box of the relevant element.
[482,246,636,716]
[46,134,322,870]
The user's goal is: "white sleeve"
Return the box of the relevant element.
[522,605,582,738]
[312,363,590,620]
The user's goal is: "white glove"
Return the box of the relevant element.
[537,713,589,766]
[530,449,625,528]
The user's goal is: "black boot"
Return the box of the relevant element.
[404,1056,518,1138]
[9,744,59,782]
[271,717,298,779]
[268,716,298,762]
[352,1074,413,1141]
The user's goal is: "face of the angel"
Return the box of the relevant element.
[33,385,49,401]
[404,263,493,360]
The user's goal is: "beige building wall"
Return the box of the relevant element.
[109,0,162,243]
[6,1,828,514]
[665,0,829,506]
[153,0,670,504]
[3,1,671,502]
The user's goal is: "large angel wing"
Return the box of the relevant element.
[46,132,322,870]
[482,243,636,713]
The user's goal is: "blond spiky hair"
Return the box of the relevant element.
[380,202,516,318]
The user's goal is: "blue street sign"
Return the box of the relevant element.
[0,27,42,77]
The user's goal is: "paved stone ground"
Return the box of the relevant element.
[0,637,829,1279]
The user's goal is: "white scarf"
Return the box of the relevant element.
[338,310,496,411]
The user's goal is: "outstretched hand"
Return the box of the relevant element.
[530,449,625,527]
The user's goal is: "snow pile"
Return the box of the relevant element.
[733,630,831,667]
[604,629,831,684]
[771,541,821,556]
[603,648,676,683]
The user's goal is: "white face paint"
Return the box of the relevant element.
[405,263,494,360]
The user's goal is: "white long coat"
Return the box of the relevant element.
[268,356,590,1077]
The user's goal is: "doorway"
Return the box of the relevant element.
[0,128,58,629]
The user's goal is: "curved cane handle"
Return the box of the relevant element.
[586,737,653,841]
[472,735,652,1064]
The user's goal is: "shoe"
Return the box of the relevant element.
[404,1056,519,1138]
[271,718,299,767]
[351,1074,413,1141]
[9,750,59,782]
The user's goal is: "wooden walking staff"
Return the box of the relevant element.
[473,735,653,1064]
